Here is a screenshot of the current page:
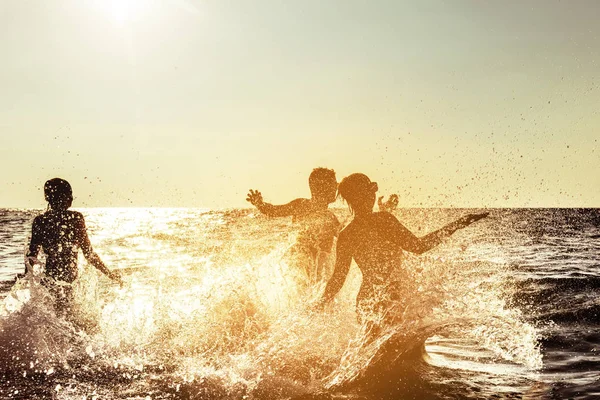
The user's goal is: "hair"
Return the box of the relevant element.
[337,173,373,214]
[44,178,73,210]
[308,167,337,195]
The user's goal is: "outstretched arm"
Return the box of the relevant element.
[77,216,122,284]
[389,212,488,254]
[246,189,308,217]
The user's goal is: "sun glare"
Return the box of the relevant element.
[93,0,154,25]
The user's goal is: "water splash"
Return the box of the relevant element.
[0,209,543,398]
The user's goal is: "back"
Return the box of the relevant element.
[341,212,406,291]
[28,210,89,283]
[296,209,340,254]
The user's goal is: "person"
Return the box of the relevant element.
[246,168,341,285]
[25,178,121,314]
[316,173,487,332]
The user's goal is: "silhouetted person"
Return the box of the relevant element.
[26,178,121,313]
[317,173,487,331]
[246,168,341,285]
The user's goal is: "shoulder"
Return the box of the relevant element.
[373,211,414,238]
[374,210,395,219]
[288,198,314,215]
[67,211,86,225]
[374,211,402,225]
[65,210,84,219]
[33,210,52,224]
[32,214,44,228]
[367,212,408,235]
[73,210,84,219]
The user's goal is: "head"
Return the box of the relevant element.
[337,173,378,215]
[308,167,337,204]
[44,178,73,210]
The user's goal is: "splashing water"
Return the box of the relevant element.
[0,208,542,399]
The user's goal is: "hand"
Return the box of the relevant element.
[457,212,489,229]
[246,189,264,208]
[378,194,399,212]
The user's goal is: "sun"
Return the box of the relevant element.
[94,0,153,26]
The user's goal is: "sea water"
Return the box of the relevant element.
[0,208,598,399]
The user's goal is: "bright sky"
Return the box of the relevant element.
[1,0,598,208]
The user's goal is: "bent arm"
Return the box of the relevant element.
[25,218,42,273]
[320,235,352,304]
[77,216,121,282]
[27,218,41,258]
[83,249,112,277]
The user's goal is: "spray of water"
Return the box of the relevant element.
[0,217,542,398]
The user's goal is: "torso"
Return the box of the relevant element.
[288,200,339,253]
[340,212,406,308]
[289,200,340,285]
[30,210,86,282]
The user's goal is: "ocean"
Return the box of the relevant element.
[0,207,599,399]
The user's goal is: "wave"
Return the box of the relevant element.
[510,276,600,325]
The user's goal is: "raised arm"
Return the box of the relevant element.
[76,215,121,283]
[319,232,353,305]
[246,189,308,217]
[378,194,399,213]
[386,212,488,254]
